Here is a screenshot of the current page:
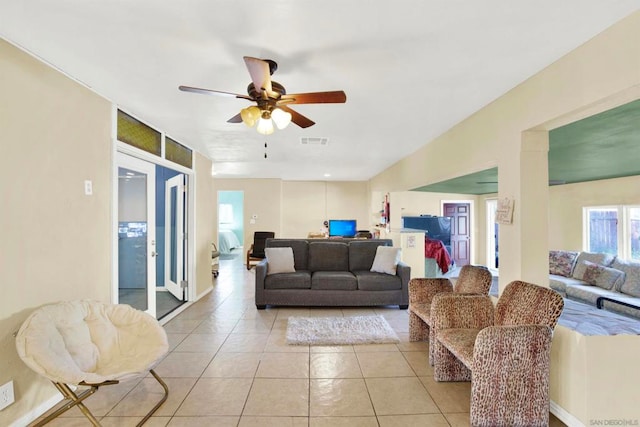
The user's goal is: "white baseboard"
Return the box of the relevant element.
[551,400,585,427]
[10,392,62,427]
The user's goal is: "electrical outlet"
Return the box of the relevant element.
[0,380,14,410]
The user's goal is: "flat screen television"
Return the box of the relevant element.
[329,219,357,238]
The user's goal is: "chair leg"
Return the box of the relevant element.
[409,311,429,342]
[136,369,169,427]
[433,339,472,382]
[32,382,104,426]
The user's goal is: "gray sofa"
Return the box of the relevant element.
[549,250,640,319]
[255,238,410,309]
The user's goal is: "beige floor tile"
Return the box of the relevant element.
[402,351,432,376]
[356,352,415,377]
[353,343,400,353]
[219,333,270,352]
[377,414,450,426]
[192,318,239,334]
[366,377,439,415]
[175,378,253,416]
[162,318,202,334]
[310,352,363,378]
[310,416,379,426]
[239,416,309,426]
[443,412,470,427]
[107,377,196,417]
[165,333,188,351]
[243,378,309,417]
[173,333,227,352]
[232,317,276,334]
[256,353,310,378]
[99,416,171,426]
[395,338,429,352]
[167,416,239,426]
[202,352,262,377]
[153,352,213,377]
[419,375,471,413]
[265,330,310,353]
[45,415,102,426]
[310,379,375,417]
[310,345,355,353]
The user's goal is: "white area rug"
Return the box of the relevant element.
[286,315,400,346]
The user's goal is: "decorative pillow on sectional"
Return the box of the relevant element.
[611,259,640,297]
[549,250,579,277]
[370,246,401,275]
[572,252,616,280]
[265,247,296,275]
[577,260,625,290]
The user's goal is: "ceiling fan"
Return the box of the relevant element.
[178,56,347,135]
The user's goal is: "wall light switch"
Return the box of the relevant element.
[84,180,93,195]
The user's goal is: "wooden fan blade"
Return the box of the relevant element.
[179,85,253,101]
[227,113,243,123]
[281,90,346,104]
[280,106,315,128]
[243,56,273,95]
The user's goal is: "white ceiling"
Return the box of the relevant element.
[1,1,638,181]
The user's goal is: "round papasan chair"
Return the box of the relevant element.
[15,300,169,426]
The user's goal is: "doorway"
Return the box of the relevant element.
[443,201,473,266]
[116,153,188,318]
[217,191,244,259]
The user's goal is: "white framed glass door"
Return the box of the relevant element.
[164,174,185,300]
[486,199,499,270]
[116,152,157,317]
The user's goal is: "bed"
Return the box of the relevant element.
[219,229,242,253]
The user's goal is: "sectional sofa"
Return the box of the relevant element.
[255,238,410,309]
[549,250,640,319]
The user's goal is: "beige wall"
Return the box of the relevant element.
[213,179,369,245]
[0,39,113,424]
[549,175,640,251]
[214,179,283,249]
[0,40,218,425]
[194,153,216,298]
[369,12,640,425]
[370,12,640,289]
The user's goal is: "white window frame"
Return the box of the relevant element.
[583,205,640,260]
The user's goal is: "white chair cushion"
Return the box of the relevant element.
[16,300,168,384]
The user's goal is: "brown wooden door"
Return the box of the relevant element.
[443,203,471,266]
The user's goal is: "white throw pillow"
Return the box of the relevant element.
[370,246,401,275]
[265,247,296,275]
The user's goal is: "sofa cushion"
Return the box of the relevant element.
[265,247,295,275]
[354,271,402,291]
[308,242,349,272]
[565,283,620,306]
[611,259,640,297]
[370,246,401,275]
[549,275,589,295]
[549,250,579,277]
[264,271,311,290]
[349,240,389,272]
[266,239,309,270]
[311,271,357,290]
[572,252,615,279]
[576,260,625,290]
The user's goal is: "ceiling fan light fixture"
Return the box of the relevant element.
[240,106,260,127]
[271,107,292,130]
[256,117,274,135]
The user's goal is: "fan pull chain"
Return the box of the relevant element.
[264,142,268,159]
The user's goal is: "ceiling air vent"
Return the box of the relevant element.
[300,137,328,146]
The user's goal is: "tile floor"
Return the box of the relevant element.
[37,252,566,426]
